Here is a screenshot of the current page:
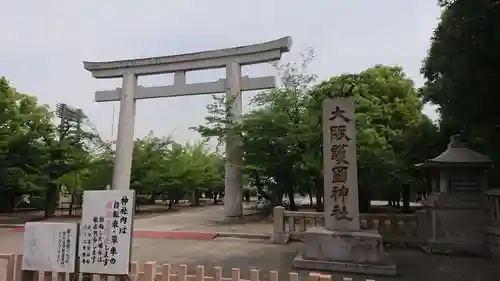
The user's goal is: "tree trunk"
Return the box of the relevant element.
[190,190,200,206]
[44,184,59,218]
[402,184,411,213]
[315,193,323,212]
[254,173,273,202]
[359,186,371,213]
[168,200,173,209]
[314,176,323,212]
[5,193,16,212]
[309,192,313,208]
[135,200,140,212]
[69,195,75,216]
[275,190,284,206]
[212,192,219,205]
[0,192,16,212]
[287,190,296,211]
[195,190,200,205]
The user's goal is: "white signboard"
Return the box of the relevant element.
[79,190,135,275]
[22,222,78,273]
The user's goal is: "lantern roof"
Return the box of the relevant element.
[418,134,492,168]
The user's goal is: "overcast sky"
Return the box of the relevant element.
[1,0,441,144]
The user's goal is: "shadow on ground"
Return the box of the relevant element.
[150,241,498,281]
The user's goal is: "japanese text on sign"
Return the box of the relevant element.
[56,228,72,267]
[79,190,135,275]
[328,106,353,221]
[22,222,78,273]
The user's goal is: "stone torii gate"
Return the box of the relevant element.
[83,37,292,218]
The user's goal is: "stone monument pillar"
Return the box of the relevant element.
[292,97,397,276]
[322,98,360,231]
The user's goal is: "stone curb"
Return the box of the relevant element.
[110,229,272,240]
[216,232,271,240]
[0,224,272,241]
[0,224,24,228]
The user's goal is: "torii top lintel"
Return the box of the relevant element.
[83,37,292,79]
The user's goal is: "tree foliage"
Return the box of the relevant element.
[0,77,53,209]
[195,51,439,212]
[0,76,225,215]
[421,0,500,183]
[130,133,224,207]
[422,0,500,137]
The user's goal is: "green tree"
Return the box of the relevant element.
[129,133,224,208]
[421,0,500,147]
[194,49,317,210]
[58,168,88,215]
[421,0,500,185]
[0,77,54,211]
[196,60,438,213]
[41,106,105,217]
[81,153,114,191]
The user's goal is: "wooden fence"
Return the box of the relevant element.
[0,255,375,281]
[0,254,15,281]
[271,206,421,246]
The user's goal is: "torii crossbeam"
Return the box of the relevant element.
[83,37,292,218]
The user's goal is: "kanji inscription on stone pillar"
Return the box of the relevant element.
[322,97,360,232]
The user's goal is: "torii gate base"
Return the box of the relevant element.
[84,37,292,218]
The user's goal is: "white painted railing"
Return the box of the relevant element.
[271,206,420,246]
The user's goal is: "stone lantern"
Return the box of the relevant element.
[417,134,492,255]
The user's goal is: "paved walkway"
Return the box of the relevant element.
[132,204,273,235]
[132,205,223,231]
[7,204,272,240]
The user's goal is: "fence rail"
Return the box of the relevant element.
[1,255,375,281]
[487,189,500,257]
[271,206,421,246]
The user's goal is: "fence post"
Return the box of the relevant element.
[143,261,156,281]
[270,206,289,244]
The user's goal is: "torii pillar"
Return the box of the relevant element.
[83,37,292,218]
